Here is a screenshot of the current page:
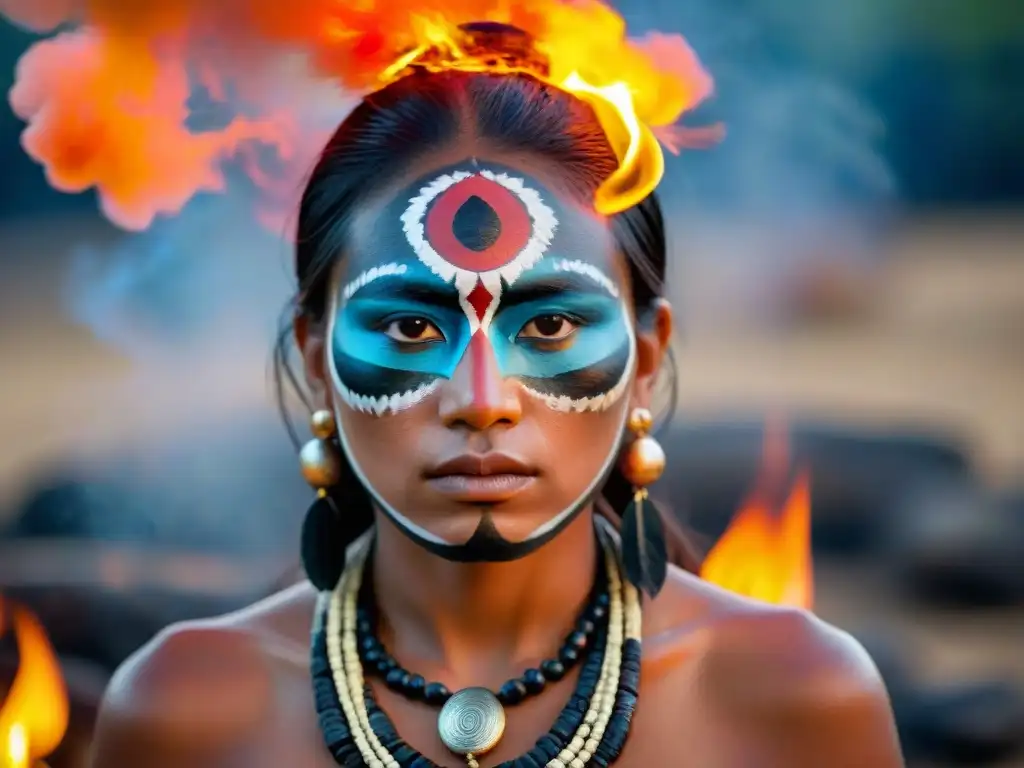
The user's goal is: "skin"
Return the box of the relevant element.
[328,158,636,562]
[88,148,904,768]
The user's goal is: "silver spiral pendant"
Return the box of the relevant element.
[437,687,507,756]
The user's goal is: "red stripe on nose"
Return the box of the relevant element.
[467,330,500,409]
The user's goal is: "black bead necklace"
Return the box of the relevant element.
[355,572,609,708]
[313,591,616,767]
[311,524,642,767]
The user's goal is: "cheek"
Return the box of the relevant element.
[334,404,429,496]
[533,396,628,497]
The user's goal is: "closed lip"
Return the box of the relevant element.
[424,453,538,502]
[424,452,538,479]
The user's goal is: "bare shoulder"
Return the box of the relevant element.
[644,566,904,767]
[91,581,319,767]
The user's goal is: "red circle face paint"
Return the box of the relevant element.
[328,161,637,563]
[424,174,533,272]
[400,168,559,335]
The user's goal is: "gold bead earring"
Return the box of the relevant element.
[299,409,347,591]
[618,407,669,597]
[299,409,343,494]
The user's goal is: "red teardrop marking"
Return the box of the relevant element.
[425,174,532,272]
[465,279,494,322]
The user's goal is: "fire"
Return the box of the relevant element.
[699,419,815,610]
[0,0,716,229]
[366,7,715,215]
[0,597,69,768]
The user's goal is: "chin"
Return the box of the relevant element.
[378,481,590,563]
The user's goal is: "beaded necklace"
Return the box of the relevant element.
[355,561,609,708]
[311,522,642,767]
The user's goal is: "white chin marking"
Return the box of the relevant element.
[336,379,441,417]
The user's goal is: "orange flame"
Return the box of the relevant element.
[1,0,715,229]
[362,7,715,215]
[0,597,69,768]
[699,418,815,610]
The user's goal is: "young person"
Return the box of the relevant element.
[74,18,902,768]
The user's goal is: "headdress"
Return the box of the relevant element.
[2,0,719,230]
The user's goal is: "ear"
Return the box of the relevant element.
[294,314,333,410]
[631,299,673,411]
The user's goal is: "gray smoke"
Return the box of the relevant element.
[8,0,897,551]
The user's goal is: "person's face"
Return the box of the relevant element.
[300,157,671,562]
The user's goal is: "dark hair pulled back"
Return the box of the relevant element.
[273,29,701,574]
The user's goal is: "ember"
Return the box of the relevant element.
[700,417,814,609]
[0,596,68,768]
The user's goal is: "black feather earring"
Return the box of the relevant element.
[619,407,668,597]
[298,410,347,592]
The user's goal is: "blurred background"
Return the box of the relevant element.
[0,0,1021,766]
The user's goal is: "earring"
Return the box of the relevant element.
[618,407,669,597]
[299,409,347,591]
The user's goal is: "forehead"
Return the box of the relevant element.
[342,160,620,283]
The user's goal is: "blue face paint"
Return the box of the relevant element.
[325,161,638,564]
[328,163,634,416]
[491,264,630,377]
[336,271,469,379]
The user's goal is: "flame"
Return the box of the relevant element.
[0,597,69,768]
[0,0,716,229]
[699,419,815,610]
[367,7,715,215]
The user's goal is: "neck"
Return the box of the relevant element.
[371,509,599,686]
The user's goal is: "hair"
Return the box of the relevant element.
[272,41,703,574]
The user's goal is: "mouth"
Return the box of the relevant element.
[424,453,538,503]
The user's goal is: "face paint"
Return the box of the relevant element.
[326,162,637,561]
[332,408,629,564]
[330,164,635,413]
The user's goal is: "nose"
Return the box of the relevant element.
[439,331,522,430]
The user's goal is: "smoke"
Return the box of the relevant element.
[65,193,289,360]
[612,1,897,328]
[0,1,899,495]
[0,0,704,552]
[0,0,900,355]
[0,0,713,233]
[0,0,720,432]
[0,192,308,548]
[614,1,896,215]
[0,0,364,230]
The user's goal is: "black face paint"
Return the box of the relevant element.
[373,451,621,563]
[517,342,632,401]
[331,348,442,400]
[452,195,503,251]
[328,161,635,562]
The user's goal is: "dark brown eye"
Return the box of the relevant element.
[385,317,444,343]
[518,314,577,341]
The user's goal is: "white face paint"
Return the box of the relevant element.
[323,162,638,562]
[399,168,560,337]
[328,164,634,417]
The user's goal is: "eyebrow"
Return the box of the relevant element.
[342,267,620,308]
[500,272,619,309]
[345,274,459,307]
